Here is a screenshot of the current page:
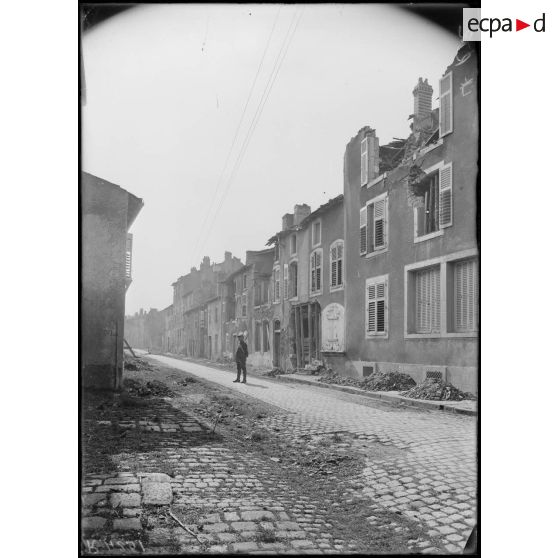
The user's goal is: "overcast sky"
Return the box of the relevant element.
[82,3,460,316]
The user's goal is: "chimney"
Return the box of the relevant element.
[363,128,380,182]
[413,77,433,130]
[224,251,232,261]
[293,204,311,226]
[282,213,294,231]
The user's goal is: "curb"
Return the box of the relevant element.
[274,374,477,417]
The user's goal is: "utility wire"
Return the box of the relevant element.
[190,7,282,265]
[195,7,304,261]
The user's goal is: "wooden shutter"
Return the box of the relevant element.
[337,243,343,286]
[374,198,386,249]
[439,162,453,228]
[367,203,374,253]
[367,283,376,332]
[316,251,322,290]
[359,207,367,255]
[415,267,440,333]
[376,281,386,333]
[439,72,453,137]
[331,244,337,287]
[361,137,368,186]
[455,259,478,332]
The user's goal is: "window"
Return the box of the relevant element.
[330,241,343,289]
[361,193,388,255]
[360,137,368,186]
[414,266,441,333]
[215,307,218,322]
[310,249,322,293]
[262,280,269,304]
[290,234,297,256]
[289,261,298,298]
[439,71,453,137]
[312,221,321,247]
[414,162,452,240]
[452,258,478,333]
[283,264,288,300]
[255,322,261,352]
[241,294,247,317]
[366,275,388,336]
[242,274,247,290]
[262,321,270,352]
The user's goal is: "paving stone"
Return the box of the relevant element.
[276,521,299,530]
[224,512,240,521]
[231,521,257,531]
[216,533,237,543]
[142,482,173,505]
[203,523,230,533]
[82,516,107,530]
[241,510,276,521]
[109,493,141,508]
[82,493,106,507]
[113,518,142,531]
[232,542,259,552]
[291,539,314,549]
[141,473,172,484]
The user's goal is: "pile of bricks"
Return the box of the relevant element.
[400,378,476,401]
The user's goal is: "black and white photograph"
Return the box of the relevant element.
[80,3,479,555]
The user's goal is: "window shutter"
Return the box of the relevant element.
[376,281,386,333]
[455,259,478,332]
[316,251,322,290]
[439,72,453,137]
[337,243,343,286]
[374,198,386,249]
[331,245,337,287]
[361,137,368,186]
[439,162,453,228]
[367,283,376,332]
[367,203,374,253]
[359,207,367,255]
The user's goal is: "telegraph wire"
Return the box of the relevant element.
[195,7,304,261]
[190,7,282,265]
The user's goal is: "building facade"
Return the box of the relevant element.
[343,44,478,392]
[124,307,166,352]
[81,171,143,390]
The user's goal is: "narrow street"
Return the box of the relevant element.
[82,355,476,555]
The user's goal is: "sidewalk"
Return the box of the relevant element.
[142,352,477,417]
[274,373,477,417]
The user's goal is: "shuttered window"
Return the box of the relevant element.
[366,276,388,335]
[361,137,368,186]
[359,207,367,255]
[311,249,322,293]
[363,194,388,255]
[289,262,298,298]
[439,162,453,228]
[454,259,478,332]
[415,266,440,333]
[439,72,453,137]
[330,241,343,288]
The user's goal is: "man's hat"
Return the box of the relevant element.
[238,333,244,339]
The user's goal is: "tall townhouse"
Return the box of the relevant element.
[222,249,274,367]
[343,44,478,393]
[268,197,345,372]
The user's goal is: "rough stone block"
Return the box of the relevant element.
[232,542,259,552]
[82,516,107,531]
[113,518,142,531]
[240,510,276,521]
[142,482,173,505]
[110,493,141,508]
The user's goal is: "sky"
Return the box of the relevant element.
[81,3,460,316]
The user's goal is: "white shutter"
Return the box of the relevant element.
[431,268,440,333]
[361,137,368,186]
[455,259,478,332]
[439,162,453,228]
[359,207,367,255]
[373,198,386,249]
[439,72,453,137]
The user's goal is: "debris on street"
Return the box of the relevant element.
[401,378,477,401]
[124,355,154,371]
[122,377,174,398]
[318,370,416,392]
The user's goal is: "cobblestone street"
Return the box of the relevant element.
[82,355,477,555]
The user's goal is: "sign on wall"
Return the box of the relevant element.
[322,303,345,352]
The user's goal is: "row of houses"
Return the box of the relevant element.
[126,44,478,393]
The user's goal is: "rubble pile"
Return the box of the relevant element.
[123,378,174,398]
[124,356,153,371]
[361,371,416,391]
[262,368,284,377]
[400,378,476,401]
[318,371,363,388]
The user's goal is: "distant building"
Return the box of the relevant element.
[124,308,165,352]
[81,171,143,390]
[342,44,478,392]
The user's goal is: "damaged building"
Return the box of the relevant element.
[342,44,478,392]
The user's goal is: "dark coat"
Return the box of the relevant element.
[235,339,248,364]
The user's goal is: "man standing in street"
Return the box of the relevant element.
[233,333,248,384]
